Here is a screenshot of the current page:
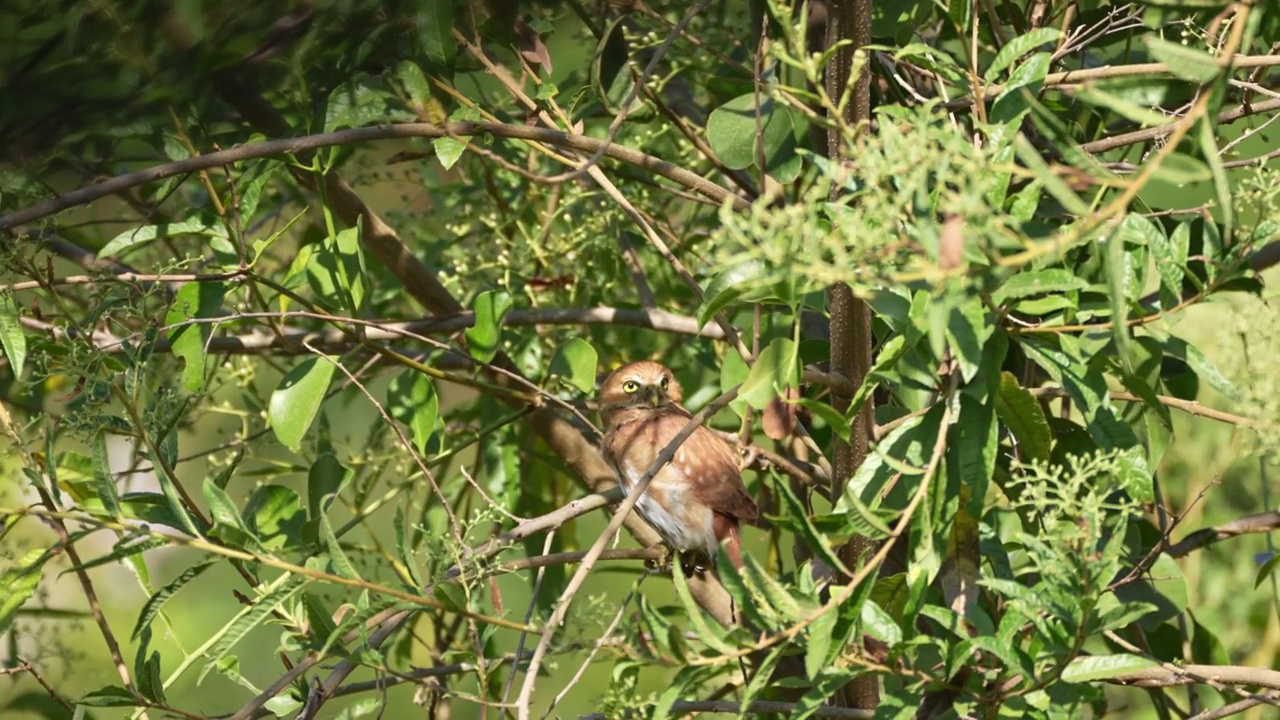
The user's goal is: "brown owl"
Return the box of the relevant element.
[599,361,760,571]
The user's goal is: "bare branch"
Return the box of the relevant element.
[579,699,874,719]
[1166,511,1280,558]
[0,122,748,231]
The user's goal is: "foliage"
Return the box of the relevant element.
[1,1,1279,719]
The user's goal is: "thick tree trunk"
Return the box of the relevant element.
[824,0,879,711]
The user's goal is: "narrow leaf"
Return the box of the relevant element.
[1061,653,1159,682]
[91,431,122,519]
[0,292,26,378]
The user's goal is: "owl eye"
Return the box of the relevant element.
[659,376,669,390]
[622,380,639,394]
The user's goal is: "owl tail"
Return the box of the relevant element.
[712,512,744,570]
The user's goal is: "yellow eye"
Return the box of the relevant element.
[659,376,669,390]
[622,380,639,394]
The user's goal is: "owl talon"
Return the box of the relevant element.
[645,546,675,574]
[677,551,710,578]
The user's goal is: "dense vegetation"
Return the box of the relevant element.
[1,1,1279,718]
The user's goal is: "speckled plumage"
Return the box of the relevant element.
[599,361,759,569]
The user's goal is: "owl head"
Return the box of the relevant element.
[598,361,685,422]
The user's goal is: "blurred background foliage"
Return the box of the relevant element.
[1,0,1280,719]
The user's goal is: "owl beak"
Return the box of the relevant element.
[644,386,663,407]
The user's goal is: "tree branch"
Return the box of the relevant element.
[0,122,748,232]
[1166,511,1280,558]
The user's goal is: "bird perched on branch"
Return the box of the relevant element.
[599,361,759,573]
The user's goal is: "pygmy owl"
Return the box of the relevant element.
[599,361,760,570]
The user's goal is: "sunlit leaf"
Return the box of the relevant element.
[386,369,439,454]
[1144,36,1220,83]
[269,357,337,450]
[549,338,598,394]
[464,290,512,363]
[0,292,26,378]
[0,548,51,638]
[166,281,227,392]
[1061,653,1158,682]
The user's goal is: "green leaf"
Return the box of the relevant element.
[0,548,51,638]
[1197,115,1234,243]
[805,603,837,680]
[1061,653,1159,682]
[203,478,259,548]
[166,281,228,392]
[197,575,307,684]
[1152,221,1189,306]
[1019,338,1137,450]
[797,398,851,443]
[740,336,799,410]
[307,453,354,520]
[63,535,166,575]
[418,0,456,71]
[134,649,165,704]
[1144,36,1221,83]
[0,292,26,378]
[323,78,409,133]
[994,372,1052,463]
[244,485,303,544]
[651,666,718,720]
[549,338,598,394]
[861,599,902,648]
[1114,553,1187,629]
[771,476,848,577]
[1256,552,1280,589]
[269,357,336,450]
[1076,84,1172,127]
[1162,336,1238,400]
[1013,134,1087,215]
[131,558,217,640]
[992,54,1052,125]
[386,369,439,454]
[91,430,122,519]
[945,292,989,383]
[1115,445,1154,504]
[77,686,138,707]
[1150,153,1213,186]
[330,226,368,314]
[706,94,801,181]
[670,555,735,654]
[698,259,765,327]
[464,290,512,363]
[991,270,1088,304]
[393,504,421,587]
[1102,233,1131,355]
[319,511,361,581]
[985,28,1061,83]
[792,668,862,720]
[741,552,805,623]
[435,107,479,170]
[99,217,228,258]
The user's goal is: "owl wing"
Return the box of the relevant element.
[677,424,760,525]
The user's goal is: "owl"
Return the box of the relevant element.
[599,361,760,572]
